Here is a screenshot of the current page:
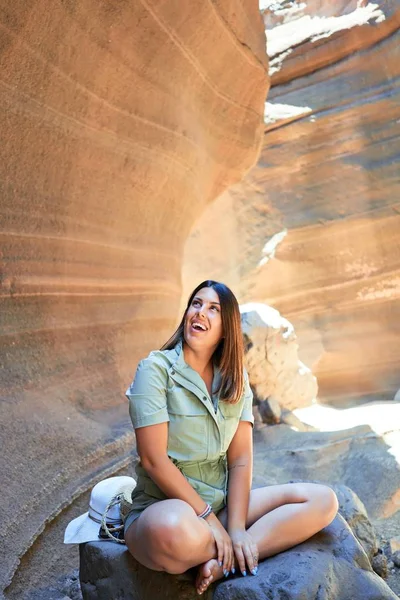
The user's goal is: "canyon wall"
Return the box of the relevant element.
[183,0,400,405]
[0,1,268,594]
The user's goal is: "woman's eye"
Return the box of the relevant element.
[192,300,219,311]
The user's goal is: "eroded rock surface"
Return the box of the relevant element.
[253,422,400,525]
[0,1,268,595]
[79,506,397,600]
[251,420,400,597]
[182,1,400,405]
[10,417,400,599]
[240,303,317,410]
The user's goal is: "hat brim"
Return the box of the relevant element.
[64,511,102,544]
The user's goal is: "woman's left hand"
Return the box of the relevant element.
[229,528,258,576]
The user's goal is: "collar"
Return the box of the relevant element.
[171,339,222,396]
[171,339,188,372]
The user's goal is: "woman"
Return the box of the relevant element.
[124,280,338,595]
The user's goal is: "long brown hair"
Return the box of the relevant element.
[161,280,244,404]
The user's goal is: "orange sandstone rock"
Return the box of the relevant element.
[0,1,268,593]
[184,1,400,405]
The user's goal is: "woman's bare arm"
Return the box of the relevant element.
[226,421,253,531]
[226,421,257,575]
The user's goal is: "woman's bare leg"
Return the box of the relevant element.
[126,483,338,595]
[125,499,220,593]
[197,483,338,594]
[219,482,338,566]
[248,482,338,559]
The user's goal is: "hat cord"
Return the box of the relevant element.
[101,494,125,544]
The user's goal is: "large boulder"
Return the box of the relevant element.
[240,303,318,410]
[332,484,378,562]
[79,501,397,599]
[252,422,400,525]
[213,514,398,600]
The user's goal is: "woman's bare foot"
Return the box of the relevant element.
[195,558,224,595]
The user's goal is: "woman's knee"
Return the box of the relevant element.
[146,522,197,573]
[308,484,339,526]
[286,482,338,526]
[141,501,200,563]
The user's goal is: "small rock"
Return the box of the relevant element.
[21,589,73,600]
[258,396,281,424]
[281,409,317,432]
[372,553,388,578]
[58,569,83,600]
[392,551,400,568]
[389,536,400,554]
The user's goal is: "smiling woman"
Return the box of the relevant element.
[161,281,245,405]
[124,280,339,595]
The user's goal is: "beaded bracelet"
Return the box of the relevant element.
[198,503,213,519]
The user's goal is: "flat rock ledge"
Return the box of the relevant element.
[79,514,398,600]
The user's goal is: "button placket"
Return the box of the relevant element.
[169,365,223,453]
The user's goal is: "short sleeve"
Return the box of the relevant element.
[126,357,170,429]
[240,371,254,426]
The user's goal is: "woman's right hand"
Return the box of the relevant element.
[205,513,234,574]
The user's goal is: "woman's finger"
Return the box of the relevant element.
[223,541,231,575]
[222,544,228,575]
[228,543,234,574]
[233,544,246,576]
[243,542,256,574]
[222,543,229,575]
[216,538,224,568]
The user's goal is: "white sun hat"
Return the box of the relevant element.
[64,476,136,544]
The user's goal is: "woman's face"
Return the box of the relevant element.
[184,287,223,351]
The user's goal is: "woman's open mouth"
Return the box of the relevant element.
[190,320,208,333]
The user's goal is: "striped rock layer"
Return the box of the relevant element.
[183,0,400,406]
[0,1,268,594]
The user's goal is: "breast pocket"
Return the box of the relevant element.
[167,385,209,461]
[219,402,240,453]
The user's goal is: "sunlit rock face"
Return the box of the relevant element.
[0,1,268,593]
[183,1,400,406]
[240,303,317,410]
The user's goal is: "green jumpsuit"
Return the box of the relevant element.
[124,340,254,532]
